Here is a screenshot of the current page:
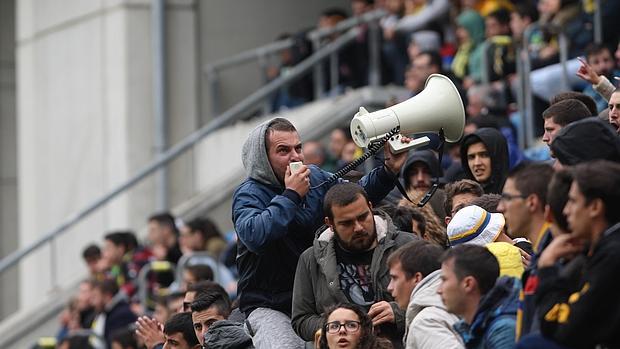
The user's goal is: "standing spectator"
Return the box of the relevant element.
[438,244,519,349]
[387,240,463,348]
[540,99,591,149]
[82,244,102,279]
[532,161,620,348]
[232,118,409,348]
[498,163,554,253]
[292,183,414,345]
[460,128,509,194]
[443,179,484,225]
[609,89,620,134]
[190,292,231,347]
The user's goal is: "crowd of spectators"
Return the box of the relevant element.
[35,0,620,348]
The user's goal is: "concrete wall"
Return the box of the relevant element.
[0,0,18,321]
[15,0,198,313]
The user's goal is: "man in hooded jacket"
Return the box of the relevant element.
[232,118,409,348]
[460,128,510,194]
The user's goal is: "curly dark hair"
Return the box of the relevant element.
[319,303,377,349]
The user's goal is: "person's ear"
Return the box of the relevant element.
[588,198,605,220]
[368,201,373,210]
[413,272,423,284]
[325,217,334,230]
[462,275,477,293]
[543,205,554,224]
[526,194,539,213]
[445,216,452,226]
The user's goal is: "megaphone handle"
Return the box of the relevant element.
[388,135,431,154]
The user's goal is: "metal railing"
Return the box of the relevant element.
[308,9,385,98]
[0,21,371,289]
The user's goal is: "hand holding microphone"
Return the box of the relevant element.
[285,161,310,198]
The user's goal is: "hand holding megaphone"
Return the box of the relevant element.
[350,74,465,154]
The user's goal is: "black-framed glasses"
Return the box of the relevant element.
[500,192,528,201]
[325,320,361,334]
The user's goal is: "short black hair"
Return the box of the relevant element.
[469,193,502,213]
[110,328,138,349]
[82,244,101,261]
[148,212,178,236]
[571,160,620,225]
[542,99,591,125]
[190,290,231,318]
[186,217,221,241]
[547,169,573,232]
[185,264,214,283]
[323,183,370,220]
[441,244,499,295]
[486,8,511,26]
[514,2,539,23]
[93,278,119,297]
[164,312,200,347]
[444,179,484,216]
[391,205,426,237]
[507,162,554,210]
[388,240,443,279]
[549,91,598,116]
[418,50,442,70]
[585,43,611,60]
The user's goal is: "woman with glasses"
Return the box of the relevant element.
[318,303,392,349]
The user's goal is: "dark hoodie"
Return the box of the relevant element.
[203,320,254,349]
[232,118,397,316]
[460,128,509,194]
[550,118,620,166]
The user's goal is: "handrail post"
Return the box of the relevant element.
[594,0,602,44]
[208,67,220,118]
[152,0,168,211]
[329,52,339,94]
[480,40,491,85]
[368,19,381,87]
[558,31,569,91]
[522,25,536,149]
[515,46,526,150]
[257,51,271,115]
[312,36,324,99]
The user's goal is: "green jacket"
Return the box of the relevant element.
[291,215,415,342]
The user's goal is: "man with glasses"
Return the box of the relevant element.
[291,183,414,346]
[497,162,554,340]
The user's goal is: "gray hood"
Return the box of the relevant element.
[241,117,282,187]
[405,269,447,326]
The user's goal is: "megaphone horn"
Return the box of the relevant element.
[350,74,465,153]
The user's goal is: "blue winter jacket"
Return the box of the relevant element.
[454,276,520,349]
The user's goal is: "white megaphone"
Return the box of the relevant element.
[351,74,465,153]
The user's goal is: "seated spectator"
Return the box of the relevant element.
[182,217,227,259]
[578,44,619,112]
[148,212,182,264]
[82,244,102,279]
[163,312,200,349]
[91,279,137,347]
[443,179,484,225]
[532,161,620,348]
[303,141,327,168]
[541,99,592,150]
[391,205,427,239]
[473,8,515,83]
[550,118,620,169]
[438,244,519,348]
[182,264,214,290]
[387,240,463,348]
[292,183,415,345]
[318,303,391,349]
[451,10,485,82]
[396,0,449,37]
[110,328,138,349]
[381,0,409,85]
[460,128,510,194]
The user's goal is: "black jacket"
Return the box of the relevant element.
[460,128,509,194]
[550,118,620,166]
[536,222,620,348]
